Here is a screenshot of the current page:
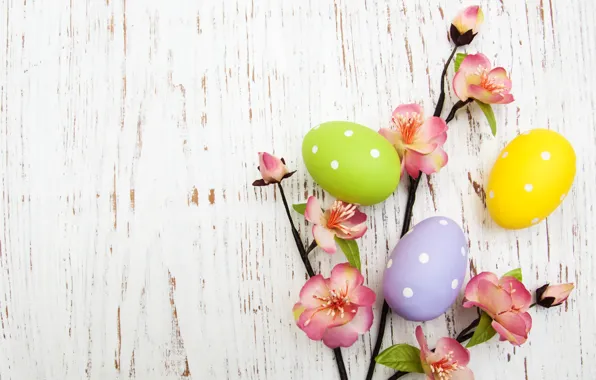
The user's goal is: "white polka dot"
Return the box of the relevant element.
[439,219,448,226]
[312,145,318,154]
[524,184,533,192]
[502,152,509,159]
[541,151,551,160]
[489,190,495,199]
[418,253,430,264]
[403,288,414,298]
[531,218,540,224]
[461,246,466,256]
[370,149,380,158]
[331,160,339,170]
[560,194,566,201]
[344,130,354,137]
[386,259,393,269]
[451,279,459,289]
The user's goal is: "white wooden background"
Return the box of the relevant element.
[0,0,595,379]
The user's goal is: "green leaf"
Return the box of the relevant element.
[476,101,497,136]
[466,312,497,348]
[454,53,468,72]
[292,203,307,215]
[503,268,523,282]
[375,344,424,373]
[335,237,361,271]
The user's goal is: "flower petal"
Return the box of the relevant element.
[304,196,323,224]
[492,318,528,346]
[464,272,500,304]
[393,103,423,119]
[468,84,505,104]
[458,53,491,76]
[404,149,448,177]
[497,93,515,104]
[328,262,364,293]
[415,326,431,356]
[453,71,470,101]
[313,225,337,254]
[297,307,343,341]
[435,338,470,366]
[345,204,367,225]
[521,311,532,334]
[494,311,530,340]
[403,151,423,179]
[476,277,513,315]
[379,128,399,147]
[488,67,511,85]
[298,275,329,308]
[348,285,376,307]
[451,367,475,380]
[430,131,447,146]
[416,116,448,142]
[292,302,305,321]
[405,142,438,155]
[499,277,532,312]
[322,306,373,348]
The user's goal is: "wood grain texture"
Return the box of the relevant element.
[1,0,595,379]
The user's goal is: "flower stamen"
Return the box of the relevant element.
[392,112,424,144]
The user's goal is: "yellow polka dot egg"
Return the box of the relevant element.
[487,129,576,230]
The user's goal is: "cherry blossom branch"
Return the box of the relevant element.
[433,46,459,117]
[366,101,469,379]
[385,302,542,379]
[277,183,349,380]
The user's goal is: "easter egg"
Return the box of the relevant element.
[486,129,576,230]
[383,216,468,322]
[302,121,400,205]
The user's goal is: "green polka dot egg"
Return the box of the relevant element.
[302,121,400,206]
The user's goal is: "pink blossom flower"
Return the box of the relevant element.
[252,152,296,186]
[451,6,484,46]
[453,53,514,105]
[463,272,532,346]
[379,104,448,179]
[304,196,367,254]
[292,263,376,348]
[536,283,575,308]
[415,326,474,380]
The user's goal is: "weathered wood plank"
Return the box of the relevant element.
[0,0,594,379]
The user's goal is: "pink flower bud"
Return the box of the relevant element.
[536,283,575,308]
[450,6,484,46]
[252,152,295,186]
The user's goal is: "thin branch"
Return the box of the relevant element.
[433,45,459,117]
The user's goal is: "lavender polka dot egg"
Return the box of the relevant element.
[383,216,468,322]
